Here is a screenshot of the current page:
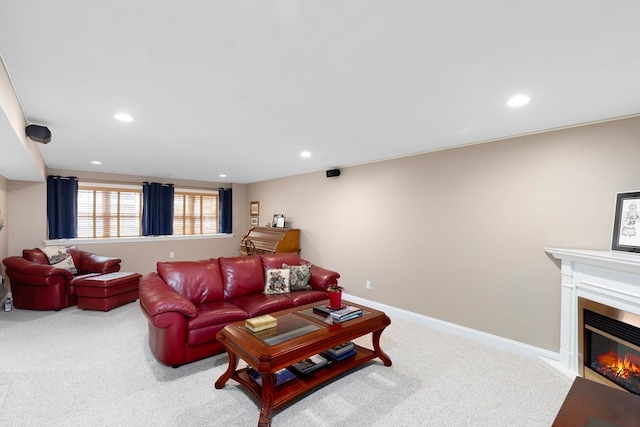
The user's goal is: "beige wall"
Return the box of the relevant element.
[247,117,640,352]
[7,180,47,256]
[0,175,7,293]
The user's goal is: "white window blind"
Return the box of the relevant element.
[173,190,218,235]
[78,184,142,238]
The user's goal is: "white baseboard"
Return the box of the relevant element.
[537,357,578,384]
[343,293,561,362]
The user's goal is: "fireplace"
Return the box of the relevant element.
[579,297,640,394]
[544,248,640,384]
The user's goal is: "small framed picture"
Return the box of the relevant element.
[250,217,259,226]
[273,214,285,228]
[250,201,259,216]
[611,191,640,253]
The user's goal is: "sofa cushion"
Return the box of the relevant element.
[186,301,248,330]
[284,263,312,291]
[219,256,264,300]
[260,253,301,270]
[186,301,248,347]
[157,259,224,304]
[284,289,329,306]
[264,268,290,294]
[231,293,295,317]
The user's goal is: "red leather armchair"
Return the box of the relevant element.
[3,246,121,310]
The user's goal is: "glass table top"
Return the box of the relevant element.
[242,313,322,345]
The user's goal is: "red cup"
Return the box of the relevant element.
[328,291,342,309]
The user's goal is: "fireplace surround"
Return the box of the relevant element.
[545,248,640,389]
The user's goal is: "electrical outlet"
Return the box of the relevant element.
[169,252,175,259]
[366,280,371,290]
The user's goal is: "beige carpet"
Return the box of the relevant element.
[0,302,571,426]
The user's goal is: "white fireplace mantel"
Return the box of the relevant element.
[544,247,640,376]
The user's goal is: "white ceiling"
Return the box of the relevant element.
[1,1,639,184]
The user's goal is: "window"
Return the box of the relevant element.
[173,189,219,235]
[76,182,221,239]
[78,183,142,238]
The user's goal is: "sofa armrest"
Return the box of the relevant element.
[305,262,340,291]
[2,256,74,279]
[139,272,197,318]
[78,251,122,274]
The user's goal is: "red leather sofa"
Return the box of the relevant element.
[3,247,122,311]
[138,253,340,367]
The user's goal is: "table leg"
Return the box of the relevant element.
[215,350,239,389]
[372,328,393,367]
[258,373,275,427]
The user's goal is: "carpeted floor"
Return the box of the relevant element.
[0,302,571,426]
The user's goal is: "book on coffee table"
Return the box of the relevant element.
[326,342,355,357]
[313,305,363,322]
[290,354,329,375]
[245,314,277,332]
[248,367,296,387]
[323,348,357,362]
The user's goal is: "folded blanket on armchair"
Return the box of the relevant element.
[40,245,78,274]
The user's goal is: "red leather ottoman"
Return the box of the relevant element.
[74,272,141,311]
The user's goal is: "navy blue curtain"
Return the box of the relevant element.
[218,187,232,234]
[142,182,174,236]
[47,175,78,239]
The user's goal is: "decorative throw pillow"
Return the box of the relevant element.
[264,269,290,294]
[40,245,78,274]
[283,263,312,291]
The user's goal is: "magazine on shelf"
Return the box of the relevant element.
[323,348,357,362]
[247,367,296,387]
[326,342,355,357]
[290,354,329,375]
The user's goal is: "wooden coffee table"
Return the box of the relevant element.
[215,301,392,427]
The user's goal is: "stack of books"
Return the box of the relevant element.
[313,304,363,322]
[323,342,356,361]
[245,314,277,332]
[290,354,329,375]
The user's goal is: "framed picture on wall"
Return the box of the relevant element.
[250,201,260,216]
[611,190,640,253]
[250,217,259,226]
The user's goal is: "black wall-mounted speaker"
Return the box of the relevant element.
[25,124,52,144]
[326,169,341,178]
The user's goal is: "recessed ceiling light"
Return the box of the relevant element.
[114,113,134,122]
[300,151,311,158]
[507,95,531,107]
[219,174,227,178]
[91,160,102,165]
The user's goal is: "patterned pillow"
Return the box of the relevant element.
[264,268,290,294]
[283,263,312,291]
[40,246,78,274]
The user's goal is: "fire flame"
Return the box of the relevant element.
[597,351,640,380]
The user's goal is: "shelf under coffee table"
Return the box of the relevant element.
[215,301,392,427]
